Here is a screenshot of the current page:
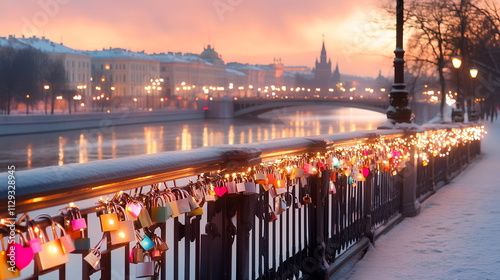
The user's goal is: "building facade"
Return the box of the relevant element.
[90,48,160,109]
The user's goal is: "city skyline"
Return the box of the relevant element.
[0,0,395,78]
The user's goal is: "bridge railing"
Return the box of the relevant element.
[0,123,484,280]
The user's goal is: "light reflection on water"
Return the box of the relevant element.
[0,106,386,170]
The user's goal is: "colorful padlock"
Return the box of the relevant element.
[69,205,87,231]
[110,205,136,245]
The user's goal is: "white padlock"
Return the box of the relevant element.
[84,249,101,270]
[135,253,155,278]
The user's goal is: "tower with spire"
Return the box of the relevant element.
[312,39,333,90]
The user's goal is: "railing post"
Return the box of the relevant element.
[364,172,374,243]
[303,172,328,279]
[235,194,257,280]
[401,135,421,217]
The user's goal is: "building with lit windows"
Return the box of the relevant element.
[89,48,160,109]
[151,47,227,100]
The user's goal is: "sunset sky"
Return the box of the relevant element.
[0,0,395,78]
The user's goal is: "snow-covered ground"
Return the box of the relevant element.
[344,120,500,280]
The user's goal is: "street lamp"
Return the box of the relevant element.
[451,56,462,69]
[379,0,412,128]
[469,67,479,121]
[451,56,463,122]
[43,85,50,114]
[469,67,478,79]
[25,94,30,115]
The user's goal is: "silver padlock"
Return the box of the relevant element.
[84,249,101,270]
[136,253,155,278]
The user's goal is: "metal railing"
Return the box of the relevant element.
[0,123,483,280]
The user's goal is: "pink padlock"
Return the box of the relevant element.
[26,224,42,253]
[71,218,87,231]
[28,238,42,254]
[70,206,87,231]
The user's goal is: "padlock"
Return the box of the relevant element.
[171,188,192,215]
[154,235,169,252]
[84,249,101,270]
[275,196,287,214]
[110,205,136,245]
[267,206,278,223]
[331,171,337,182]
[126,201,143,218]
[131,243,145,264]
[226,180,237,194]
[161,191,178,218]
[318,162,327,171]
[134,206,153,230]
[254,172,267,184]
[139,235,155,251]
[69,206,87,231]
[188,205,203,216]
[204,184,218,201]
[188,195,201,211]
[99,203,120,232]
[151,249,162,261]
[236,180,246,193]
[34,216,70,271]
[329,181,337,194]
[302,194,312,204]
[51,221,76,254]
[294,167,304,178]
[274,179,286,189]
[0,233,21,279]
[135,253,155,278]
[25,216,42,254]
[243,178,258,195]
[10,229,34,271]
[266,173,275,185]
[151,194,173,222]
[149,235,167,261]
[274,185,287,195]
[303,163,312,174]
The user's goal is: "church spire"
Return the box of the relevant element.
[320,36,327,63]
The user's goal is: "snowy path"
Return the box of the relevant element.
[344,121,500,280]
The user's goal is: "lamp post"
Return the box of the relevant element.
[25,95,30,115]
[469,67,478,121]
[379,0,412,128]
[451,56,463,122]
[43,85,50,115]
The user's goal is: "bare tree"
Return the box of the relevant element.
[0,47,46,114]
[44,59,67,115]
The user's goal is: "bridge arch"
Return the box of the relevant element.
[233,98,388,117]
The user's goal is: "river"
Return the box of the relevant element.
[0,106,386,170]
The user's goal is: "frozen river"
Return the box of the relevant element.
[0,106,386,170]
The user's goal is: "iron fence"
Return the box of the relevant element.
[0,124,483,280]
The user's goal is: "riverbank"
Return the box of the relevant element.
[0,109,205,136]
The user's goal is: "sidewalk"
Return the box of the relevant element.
[343,120,500,280]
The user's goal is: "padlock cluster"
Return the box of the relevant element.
[0,125,485,279]
[0,212,81,279]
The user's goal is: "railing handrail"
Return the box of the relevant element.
[0,123,474,217]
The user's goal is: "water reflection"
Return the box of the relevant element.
[0,106,386,170]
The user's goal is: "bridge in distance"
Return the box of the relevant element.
[232,98,389,117]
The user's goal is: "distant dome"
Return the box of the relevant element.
[200,44,220,60]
